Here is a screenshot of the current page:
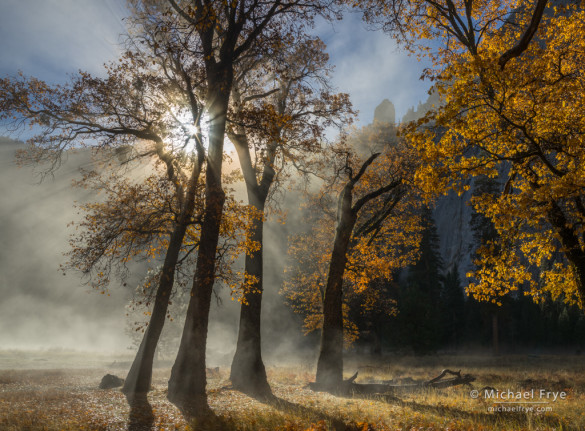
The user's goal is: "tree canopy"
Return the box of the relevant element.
[348,0,585,309]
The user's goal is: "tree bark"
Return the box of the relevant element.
[230,196,272,397]
[167,80,230,416]
[309,369,476,396]
[314,153,387,390]
[315,184,356,389]
[498,0,548,69]
[123,131,203,397]
[167,163,225,416]
[228,110,277,397]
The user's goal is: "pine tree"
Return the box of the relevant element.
[399,207,443,353]
[469,176,502,354]
[440,264,465,348]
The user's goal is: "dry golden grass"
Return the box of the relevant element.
[1,353,584,430]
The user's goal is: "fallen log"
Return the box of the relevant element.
[426,369,475,388]
[309,369,475,396]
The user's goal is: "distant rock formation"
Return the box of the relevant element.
[402,90,442,124]
[432,181,476,279]
[401,92,475,282]
[370,95,476,284]
[373,99,395,124]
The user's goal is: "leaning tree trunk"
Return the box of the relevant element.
[122,222,188,395]
[230,197,271,397]
[315,185,356,390]
[167,86,229,416]
[123,133,202,396]
[167,173,225,415]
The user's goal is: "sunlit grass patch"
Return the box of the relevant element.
[0,369,128,430]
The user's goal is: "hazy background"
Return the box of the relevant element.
[0,138,131,352]
[0,136,318,364]
[0,0,431,124]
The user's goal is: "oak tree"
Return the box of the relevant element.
[134,0,341,414]
[226,34,353,396]
[285,123,423,389]
[0,39,209,399]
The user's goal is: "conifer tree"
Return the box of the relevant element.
[399,207,443,353]
[440,264,465,348]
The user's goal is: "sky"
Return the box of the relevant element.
[0,0,432,354]
[314,12,432,124]
[0,0,432,126]
[0,0,127,82]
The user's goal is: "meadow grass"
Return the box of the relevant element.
[0,353,583,430]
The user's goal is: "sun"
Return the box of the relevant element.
[168,108,237,156]
[169,107,208,154]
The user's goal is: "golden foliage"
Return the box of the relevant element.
[361,0,585,307]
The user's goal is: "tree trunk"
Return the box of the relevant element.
[167,83,229,416]
[309,369,476,395]
[230,198,271,397]
[546,201,585,309]
[123,131,203,397]
[315,185,356,389]
[167,181,225,415]
[122,223,188,395]
[228,119,276,398]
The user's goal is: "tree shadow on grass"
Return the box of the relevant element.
[169,393,239,431]
[184,386,354,431]
[180,413,240,431]
[167,385,571,431]
[125,393,154,431]
[262,394,349,431]
[125,386,349,430]
[353,392,568,430]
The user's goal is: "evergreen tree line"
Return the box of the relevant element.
[350,199,585,355]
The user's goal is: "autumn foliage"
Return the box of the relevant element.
[350,0,585,309]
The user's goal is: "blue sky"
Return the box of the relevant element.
[0,0,432,126]
[314,12,432,124]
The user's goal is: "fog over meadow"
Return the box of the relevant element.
[0,138,129,352]
[0,103,402,364]
[0,136,319,366]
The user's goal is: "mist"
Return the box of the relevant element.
[0,138,131,352]
[0,136,316,371]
